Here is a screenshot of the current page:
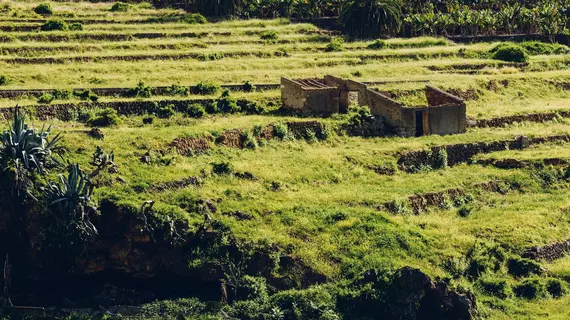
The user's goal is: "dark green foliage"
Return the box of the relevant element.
[126,81,152,98]
[110,2,130,12]
[146,13,207,24]
[519,41,570,55]
[273,122,289,140]
[0,75,10,86]
[340,0,403,38]
[507,257,542,277]
[142,116,154,125]
[430,147,448,170]
[52,89,73,100]
[197,52,225,61]
[466,243,506,279]
[41,19,68,31]
[546,278,568,298]
[489,44,529,62]
[216,90,240,113]
[37,93,55,104]
[243,81,256,92]
[87,108,121,127]
[260,30,278,40]
[0,109,62,195]
[325,36,344,52]
[141,298,207,318]
[477,277,510,298]
[368,39,387,49]
[44,164,98,243]
[69,22,83,31]
[212,161,233,175]
[165,84,189,96]
[185,103,206,118]
[195,82,220,95]
[242,101,266,115]
[193,0,245,17]
[74,89,99,102]
[205,101,219,114]
[271,286,340,320]
[343,106,386,137]
[513,279,546,299]
[241,131,258,150]
[457,205,473,218]
[34,3,53,15]
[157,104,176,119]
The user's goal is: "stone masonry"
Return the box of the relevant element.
[281,75,467,136]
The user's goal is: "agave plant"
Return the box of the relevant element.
[0,108,62,196]
[44,164,98,241]
[0,108,61,172]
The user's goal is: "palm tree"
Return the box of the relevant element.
[193,0,246,17]
[339,0,403,38]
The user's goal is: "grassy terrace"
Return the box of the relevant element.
[1,1,570,319]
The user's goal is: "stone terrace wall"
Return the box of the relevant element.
[425,86,464,107]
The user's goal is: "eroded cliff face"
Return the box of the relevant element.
[0,200,476,320]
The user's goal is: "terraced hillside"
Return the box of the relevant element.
[2,1,570,320]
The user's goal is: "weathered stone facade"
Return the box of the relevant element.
[281,75,467,136]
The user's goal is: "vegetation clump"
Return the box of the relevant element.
[507,257,543,277]
[41,19,68,31]
[325,36,345,52]
[126,81,152,98]
[212,161,233,175]
[260,30,278,40]
[87,108,121,127]
[195,82,219,95]
[513,279,546,299]
[69,22,83,31]
[216,90,240,114]
[489,44,529,62]
[0,75,11,86]
[157,104,176,119]
[165,84,189,96]
[110,2,130,12]
[185,103,206,118]
[74,89,99,102]
[34,3,53,15]
[37,93,55,104]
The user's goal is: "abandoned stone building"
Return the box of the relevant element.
[281,75,467,136]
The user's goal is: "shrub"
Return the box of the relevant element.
[110,2,130,12]
[507,257,543,277]
[352,70,363,77]
[241,131,258,150]
[242,101,265,115]
[197,52,224,61]
[271,286,339,320]
[216,90,240,113]
[148,13,207,24]
[87,108,121,127]
[243,81,256,92]
[195,82,219,95]
[489,44,529,62]
[74,89,99,102]
[157,104,175,119]
[430,148,448,170]
[513,279,545,299]
[126,81,152,98]
[41,19,68,31]
[37,93,55,104]
[273,122,289,140]
[142,116,154,125]
[260,30,278,40]
[185,103,206,118]
[205,102,219,114]
[478,277,510,298]
[180,13,207,24]
[69,23,83,31]
[52,89,72,100]
[546,278,568,298]
[457,205,473,218]
[325,37,344,52]
[212,162,233,175]
[368,39,387,50]
[34,3,53,15]
[0,75,11,86]
[519,41,570,55]
[165,84,189,96]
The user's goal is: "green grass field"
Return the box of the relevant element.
[2,1,570,319]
